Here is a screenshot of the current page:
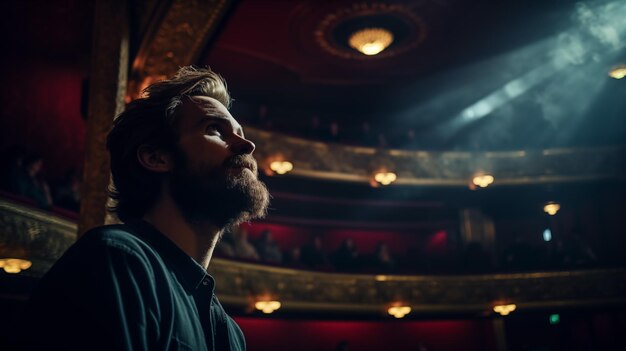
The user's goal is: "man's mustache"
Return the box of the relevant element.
[223,154,258,174]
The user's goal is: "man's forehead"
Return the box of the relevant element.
[186,95,228,114]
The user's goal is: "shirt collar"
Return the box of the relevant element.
[125,219,216,294]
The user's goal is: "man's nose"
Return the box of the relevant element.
[231,136,256,155]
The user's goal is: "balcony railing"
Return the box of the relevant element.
[2,197,625,315]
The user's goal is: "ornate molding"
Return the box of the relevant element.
[210,259,626,314]
[247,127,626,186]
[2,198,624,315]
[129,0,234,98]
[0,199,77,276]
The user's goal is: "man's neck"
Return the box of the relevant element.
[142,191,222,269]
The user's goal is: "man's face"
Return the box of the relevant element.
[168,96,270,229]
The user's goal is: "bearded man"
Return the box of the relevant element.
[25,67,270,351]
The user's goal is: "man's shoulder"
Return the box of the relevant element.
[74,223,154,257]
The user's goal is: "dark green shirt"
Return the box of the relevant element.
[26,220,245,351]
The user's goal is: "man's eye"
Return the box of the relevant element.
[206,124,222,135]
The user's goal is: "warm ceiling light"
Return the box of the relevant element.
[388,305,411,318]
[543,202,560,216]
[349,28,394,56]
[609,65,626,79]
[374,172,397,185]
[269,161,293,175]
[472,174,494,188]
[0,258,32,274]
[493,304,516,316]
[255,300,281,314]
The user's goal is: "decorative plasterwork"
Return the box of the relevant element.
[0,199,76,276]
[2,198,624,314]
[128,0,234,98]
[210,259,626,314]
[313,2,428,60]
[247,128,626,186]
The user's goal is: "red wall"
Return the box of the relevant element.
[0,60,86,180]
[243,222,443,256]
[234,317,495,351]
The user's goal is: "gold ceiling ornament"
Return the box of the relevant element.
[313,2,427,60]
[349,28,394,56]
[493,303,517,316]
[388,305,411,318]
[255,300,281,314]
[608,65,626,79]
[543,202,561,216]
[0,258,32,274]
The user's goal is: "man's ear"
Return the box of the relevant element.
[137,145,173,172]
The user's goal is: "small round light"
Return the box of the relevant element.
[269,161,293,175]
[349,28,394,56]
[374,172,397,185]
[493,304,516,316]
[388,305,411,318]
[0,258,32,274]
[255,300,281,314]
[472,174,494,188]
[543,228,552,242]
[543,202,560,216]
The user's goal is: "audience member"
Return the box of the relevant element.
[16,154,53,209]
[233,227,260,261]
[284,247,304,268]
[301,235,330,270]
[370,242,395,273]
[503,236,539,271]
[0,145,27,193]
[53,169,81,212]
[331,238,360,272]
[461,241,492,273]
[255,229,283,264]
[215,229,236,258]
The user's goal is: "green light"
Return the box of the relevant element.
[549,314,560,325]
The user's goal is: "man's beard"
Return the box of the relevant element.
[168,153,270,231]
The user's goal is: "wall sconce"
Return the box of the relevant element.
[0,258,32,274]
[374,171,397,186]
[269,161,293,175]
[493,304,516,316]
[543,202,560,215]
[472,174,494,188]
[255,300,281,314]
[388,305,411,318]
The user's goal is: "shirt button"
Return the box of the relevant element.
[202,279,209,286]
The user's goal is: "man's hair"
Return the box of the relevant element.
[107,66,231,222]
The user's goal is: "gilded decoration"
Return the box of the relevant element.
[0,199,77,277]
[129,0,234,98]
[312,2,428,60]
[247,127,626,186]
[1,197,624,314]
